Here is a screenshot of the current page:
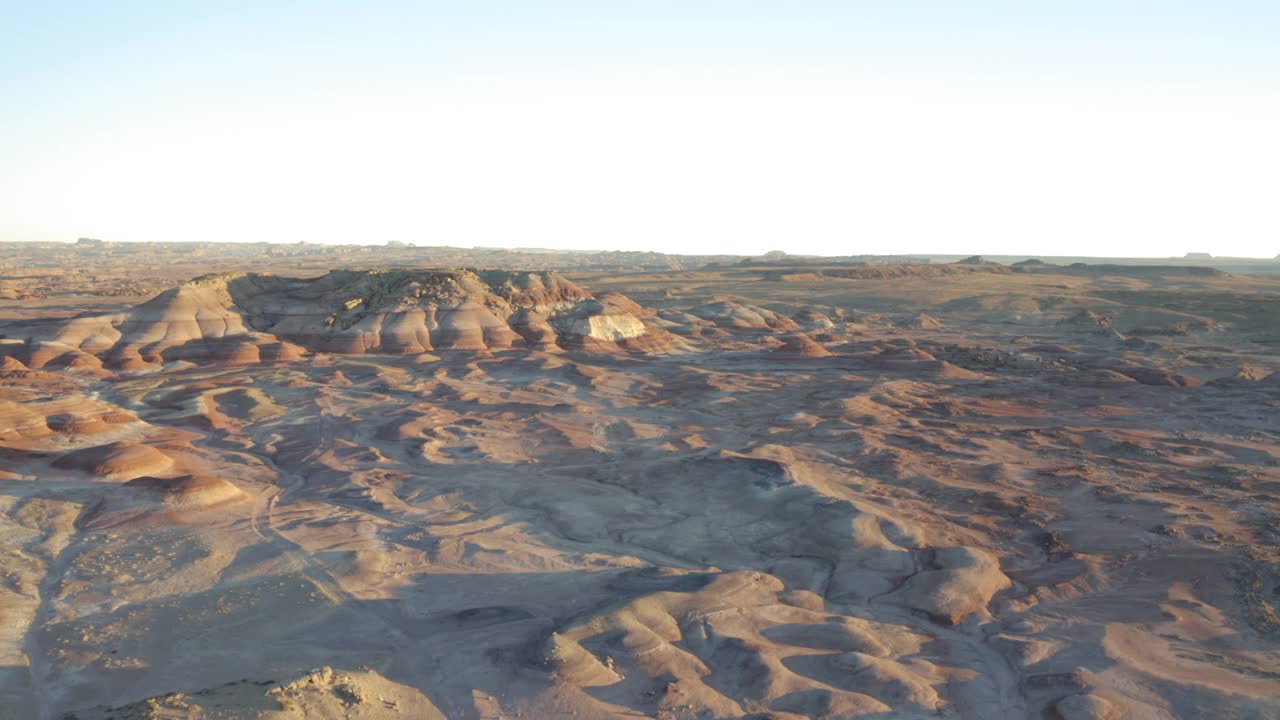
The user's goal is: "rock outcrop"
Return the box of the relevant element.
[16,270,673,367]
[52,442,175,480]
[122,474,247,509]
[900,312,944,330]
[687,301,799,330]
[885,546,1010,625]
[774,333,834,357]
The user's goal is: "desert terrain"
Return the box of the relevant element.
[1,244,1278,719]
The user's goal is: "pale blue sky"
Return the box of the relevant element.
[2,2,1277,256]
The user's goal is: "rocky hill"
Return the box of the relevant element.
[5,269,676,368]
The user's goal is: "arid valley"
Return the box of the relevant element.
[1,244,1278,719]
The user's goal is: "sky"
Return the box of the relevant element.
[1,2,1277,257]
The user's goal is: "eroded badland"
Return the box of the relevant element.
[1,244,1278,719]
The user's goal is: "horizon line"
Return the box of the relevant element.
[3,237,1276,262]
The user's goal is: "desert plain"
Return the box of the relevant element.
[0,243,1278,719]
